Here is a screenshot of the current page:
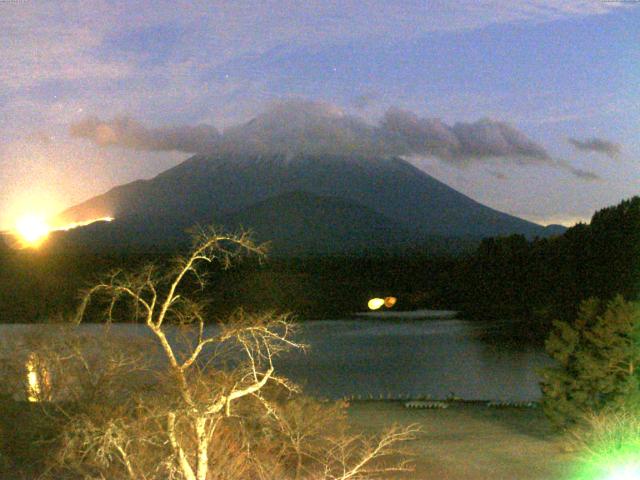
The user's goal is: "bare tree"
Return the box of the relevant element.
[46,227,420,480]
[318,424,419,480]
[71,228,302,480]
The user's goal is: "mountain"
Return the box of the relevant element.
[55,153,564,254]
[220,191,417,255]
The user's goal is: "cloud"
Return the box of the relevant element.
[1,1,628,93]
[561,164,601,181]
[215,100,388,157]
[380,107,550,164]
[547,158,601,181]
[568,137,622,158]
[351,93,378,110]
[70,116,220,153]
[70,99,597,180]
[0,3,130,91]
[221,101,555,165]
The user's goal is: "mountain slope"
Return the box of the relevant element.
[220,191,417,254]
[58,153,553,245]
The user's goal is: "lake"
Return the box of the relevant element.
[280,318,550,401]
[1,318,551,402]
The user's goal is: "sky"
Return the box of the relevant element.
[1,0,638,229]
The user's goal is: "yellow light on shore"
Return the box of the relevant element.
[368,296,398,311]
[368,298,385,310]
[25,352,51,402]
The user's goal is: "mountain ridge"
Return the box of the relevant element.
[55,153,564,254]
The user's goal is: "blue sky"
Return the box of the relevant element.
[0,1,638,228]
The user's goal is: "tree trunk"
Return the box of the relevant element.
[168,413,197,480]
[196,417,209,480]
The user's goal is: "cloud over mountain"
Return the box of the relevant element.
[568,137,622,158]
[70,99,596,179]
[70,116,220,153]
[380,107,550,163]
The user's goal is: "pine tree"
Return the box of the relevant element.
[540,295,640,429]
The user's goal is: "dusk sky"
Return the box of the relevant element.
[1,1,638,229]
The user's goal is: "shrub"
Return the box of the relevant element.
[540,295,640,429]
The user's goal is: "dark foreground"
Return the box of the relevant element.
[0,398,578,479]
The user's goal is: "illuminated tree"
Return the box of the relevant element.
[61,227,418,480]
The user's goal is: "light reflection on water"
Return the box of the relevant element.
[1,319,550,402]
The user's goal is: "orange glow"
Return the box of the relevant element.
[15,214,50,247]
[11,215,114,249]
[55,216,114,231]
[384,297,397,308]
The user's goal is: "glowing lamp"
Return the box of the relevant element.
[384,296,397,308]
[368,298,385,310]
[25,352,51,402]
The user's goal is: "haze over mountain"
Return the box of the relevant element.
[55,151,563,254]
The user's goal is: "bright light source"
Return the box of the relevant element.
[368,298,385,310]
[15,214,50,247]
[384,296,397,308]
[25,352,51,402]
[605,463,640,480]
[9,215,115,249]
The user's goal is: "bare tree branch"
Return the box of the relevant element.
[30,227,416,480]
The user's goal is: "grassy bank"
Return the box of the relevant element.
[347,401,576,479]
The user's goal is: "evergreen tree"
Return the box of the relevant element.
[540,296,640,429]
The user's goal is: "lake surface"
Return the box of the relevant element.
[1,318,551,402]
[280,319,550,401]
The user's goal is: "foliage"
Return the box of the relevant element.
[449,196,640,336]
[540,296,640,429]
[0,325,157,478]
[0,239,458,322]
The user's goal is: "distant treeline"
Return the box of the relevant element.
[452,196,640,331]
[1,197,639,335]
[0,244,457,323]
[212,195,640,330]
